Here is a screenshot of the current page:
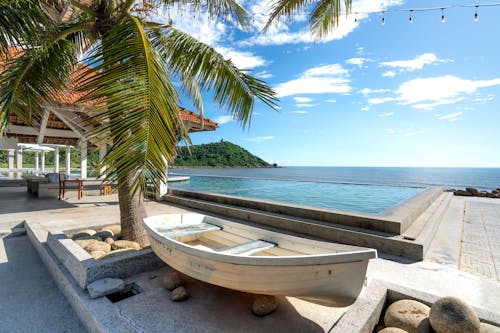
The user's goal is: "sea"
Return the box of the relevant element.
[169,167,500,214]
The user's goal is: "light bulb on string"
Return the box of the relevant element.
[409,10,413,23]
[441,8,446,23]
[381,11,385,26]
[474,6,479,22]
[354,12,358,23]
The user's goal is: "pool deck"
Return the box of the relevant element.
[0,186,499,332]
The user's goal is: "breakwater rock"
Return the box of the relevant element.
[449,187,500,198]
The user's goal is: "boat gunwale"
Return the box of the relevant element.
[144,214,377,266]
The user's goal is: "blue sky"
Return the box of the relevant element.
[166,0,500,168]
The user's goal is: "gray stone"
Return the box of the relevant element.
[429,297,480,333]
[478,191,488,197]
[104,237,115,245]
[84,241,111,254]
[481,322,500,333]
[466,187,479,196]
[99,248,138,259]
[384,299,431,333]
[169,286,189,302]
[454,190,473,197]
[379,328,409,333]
[111,240,141,251]
[89,250,106,259]
[94,230,113,240]
[162,271,182,291]
[101,224,121,237]
[252,295,278,316]
[72,229,97,240]
[87,278,125,299]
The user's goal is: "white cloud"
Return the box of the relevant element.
[215,46,267,69]
[325,99,337,103]
[255,71,273,79]
[361,106,370,111]
[380,53,449,72]
[293,97,313,103]
[437,112,462,122]
[382,71,396,78]
[366,75,500,109]
[213,115,234,124]
[386,128,396,135]
[404,130,424,137]
[274,64,351,97]
[378,112,394,117]
[291,110,309,114]
[243,136,275,143]
[296,103,316,108]
[360,88,391,95]
[346,57,372,67]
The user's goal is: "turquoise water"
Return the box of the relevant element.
[169,175,424,214]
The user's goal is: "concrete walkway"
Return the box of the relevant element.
[0,234,86,332]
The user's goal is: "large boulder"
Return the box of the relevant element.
[72,229,97,240]
[480,322,500,333]
[454,190,473,197]
[384,299,431,333]
[100,224,121,237]
[94,230,114,240]
[99,248,138,259]
[89,250,106,259]
[379,328,409,333]
[466,187,479,196]
[111,240,141,251]
[74,239,99,249]
[429,297,480,333]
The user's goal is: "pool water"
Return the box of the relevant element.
[169,175,424,215]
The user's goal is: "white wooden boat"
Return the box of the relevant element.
[143,213,377,306]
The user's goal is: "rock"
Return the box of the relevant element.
[480,322,500,333]
[72,229,97,240]
[384,299,431,333]
[486,192,496,198]
[87,278,125,298]
[162,271,182,291]
[454,190,473,197]
[170,286,189,301]
[94,230,114,240]
[466,187,479,196]
[111,240,141,251]
[104,237,115,245]
[429,297,480,333]
[99,248,138,259]
[84,241,111,253]
[252,295,278,316]
[379,328,409,333]
[478,191,488,197]
[74,238,99,249]
[89,250,106,259]
[101,224,121,237]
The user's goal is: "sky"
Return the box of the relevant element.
[162,0,500,168]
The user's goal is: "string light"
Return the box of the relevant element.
[381,12,385,26]
[441,8,446,23]
[474,5,479,21]
[409,10,413,23]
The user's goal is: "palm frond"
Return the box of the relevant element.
[78,13,186,195]
[150,0,250,30]
[263,0,351,38]
[152,25,278,128]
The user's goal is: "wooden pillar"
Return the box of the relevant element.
[99,145,107,179]
[66,145,71,175]
[80,141,87,179]
[41,151,46,173]
[155,158,168,200]
[7,149,15,169]
[35,151,39,171]
[54,146,60,173]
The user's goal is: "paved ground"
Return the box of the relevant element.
[0,234,86,333]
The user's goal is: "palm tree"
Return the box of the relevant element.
[0,0,277,246]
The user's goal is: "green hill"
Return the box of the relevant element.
[173,141,271,167]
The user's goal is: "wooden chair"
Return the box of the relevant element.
[58,173,83,200]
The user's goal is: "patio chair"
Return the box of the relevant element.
[58,173,83,200]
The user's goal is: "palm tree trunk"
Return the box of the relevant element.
[117,174,149,247]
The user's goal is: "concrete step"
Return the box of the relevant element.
[164,194,426,260]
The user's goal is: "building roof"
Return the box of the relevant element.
[1,48,219,146]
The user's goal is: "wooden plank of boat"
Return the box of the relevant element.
[217,239,276,256]
[157,222,221,239]
[144,213,377,307]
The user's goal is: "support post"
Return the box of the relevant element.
[80,141,87,179]
[54,146,60,173]
[98,145,107,179]
[16,147,22,177]
[155,158,168,200]
[7,149,14,169]
[35,151,39,171]
[41,151,45,173]
[66,145,71,175]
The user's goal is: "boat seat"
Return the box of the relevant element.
[158,222,222,239]
[217,240,276,256]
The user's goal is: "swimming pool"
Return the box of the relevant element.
[168,175,425,215]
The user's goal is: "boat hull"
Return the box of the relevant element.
[145,214,375,306]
